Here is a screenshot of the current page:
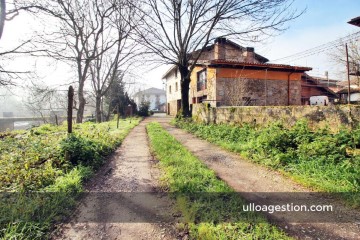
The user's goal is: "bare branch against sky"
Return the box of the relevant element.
[0,1,41,86]
[11,0,140,123]
[90,1,141,123]
[134,0,303,117]
[329,37,360,85]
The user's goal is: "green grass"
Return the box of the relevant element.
[173,119,360,205]
[0,118,141,239]
[147,122,291,240]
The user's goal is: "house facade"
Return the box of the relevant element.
[163,67,182,115]
[163,38,312,116]
[133,88,166,112]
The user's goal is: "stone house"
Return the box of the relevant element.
[163,37,312,116]
[133,88,166,112]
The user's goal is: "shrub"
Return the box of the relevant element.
[138,101,150,117]
[60,134,102,167]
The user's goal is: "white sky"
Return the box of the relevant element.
[1,1,359,101]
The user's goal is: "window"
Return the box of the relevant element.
[175,82,178,91]
[169,85,172,94]
[175,68,178,78]
[197,69,207,91]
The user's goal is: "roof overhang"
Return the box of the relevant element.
[348,16,360,27]
[203,60,312,73]
[338,87,360,94]
[301,82,338,97]
[162,65,177,79]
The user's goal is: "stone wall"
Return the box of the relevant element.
[217,78,301,106]
[192,104,360,131]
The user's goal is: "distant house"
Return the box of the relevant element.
[338,87,360,103]
[163,37,312,116]
[301,74,339,105]
[335,77,360,103]
[133,88,166,112]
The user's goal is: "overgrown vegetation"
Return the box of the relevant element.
[173,119,360,203]
[147,122,291,239]
[0,118,140,239]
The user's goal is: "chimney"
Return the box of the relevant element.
[214,37,226,60]
[245,47,255,63]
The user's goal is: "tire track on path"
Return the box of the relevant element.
[52,119,177,240]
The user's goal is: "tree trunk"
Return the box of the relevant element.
[106,101,112,121]
[95,93,102,123]
[100,98,104,122]
[76,89,86,123]
[0,0,6,40]
[179,66,191,118]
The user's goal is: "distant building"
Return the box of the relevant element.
[301,74,339,105]
[133,88,166,112]
[338,87,360,103]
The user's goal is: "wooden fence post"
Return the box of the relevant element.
[68,86,74,134]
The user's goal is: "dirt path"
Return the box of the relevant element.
[159,120,360,240]
[52,119,177,240]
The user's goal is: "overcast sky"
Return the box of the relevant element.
[1,0,360,97]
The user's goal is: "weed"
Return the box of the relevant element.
[173,119,360,205]
[0,118,141,239]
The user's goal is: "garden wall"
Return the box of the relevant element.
[192,104,360,130]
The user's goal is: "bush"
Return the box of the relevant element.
[60,134,102,167]
[138,101,150,117]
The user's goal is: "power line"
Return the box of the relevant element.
[271,31,360,63]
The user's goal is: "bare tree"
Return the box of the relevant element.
[134,0,302,117]
[26,84,68,123]
[89,2,139,122]
[0,1,45,86]
[330,38,360,86]
[0,0,5,39]
[14,0,133,123]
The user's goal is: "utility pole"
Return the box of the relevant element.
[346,44,351,104]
